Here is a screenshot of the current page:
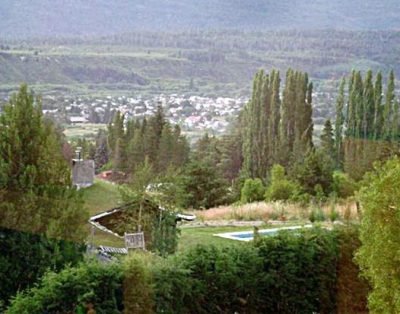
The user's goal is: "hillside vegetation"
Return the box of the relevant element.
[1,0,400,37]
[1,30,399,97]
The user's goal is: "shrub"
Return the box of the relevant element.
[0,227,85,306]
[335,224,369,313]
[332,171,358,199]
[329,206,339,222]
[7,260,124,314]
[309,207,325,222]
[356,157,400,313]
[123,253,154,314]
[240,178,265,203]
[7,228,368,314]
[254,228,338,313]
[265,165,299,201]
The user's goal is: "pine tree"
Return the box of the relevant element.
[0,84,87,240]
[320,119,335,161]
[157,123,174,172]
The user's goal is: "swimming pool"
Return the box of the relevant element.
[214,225,313,242]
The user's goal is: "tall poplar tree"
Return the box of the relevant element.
[335,78,345,168]
[373,72,383,140]
[382,70,395,140]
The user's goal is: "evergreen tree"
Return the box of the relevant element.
[0,85,87,305]
[157,123,174,172]
[178,161,228,209]
[320,119,335,161]
[94,129,109,171]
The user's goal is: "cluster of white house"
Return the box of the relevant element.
[41,93,248,135]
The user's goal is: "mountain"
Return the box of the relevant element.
[1,0,400,38]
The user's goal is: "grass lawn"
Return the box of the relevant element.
[82,179,125,247]
[63,123,107,140]
[81,181,313,251]
[82,179,121,216]
[178,226,251,251]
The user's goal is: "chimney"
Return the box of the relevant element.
[75,147,82,161]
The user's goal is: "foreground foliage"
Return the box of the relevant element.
[0,85,88,306]
[356,157,400,313]
[7,226,367,313]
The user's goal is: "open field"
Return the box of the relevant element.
[63,123,107,139]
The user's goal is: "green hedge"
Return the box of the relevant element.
[0,227,85,308]
[7,260,123,314]
[7,226,367,313]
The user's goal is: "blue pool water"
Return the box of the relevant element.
[233,230,279,239]
[214,225,312,242]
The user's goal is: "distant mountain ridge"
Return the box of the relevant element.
[1,0,400,38]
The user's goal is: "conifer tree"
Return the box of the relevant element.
[157,123,174,172]
[320,119,335,161]
[0,84,87,239]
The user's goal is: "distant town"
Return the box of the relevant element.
[40,94,248,135]
[33,90,336,140]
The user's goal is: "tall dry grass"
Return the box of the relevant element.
[192,200,358,222]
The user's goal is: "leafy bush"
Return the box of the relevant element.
[240,178,265,203]
[356,157,400,313]
[329,206,339,222]
[153,245,265,313]
[335,224,369,313]
[254,228,338,313]
[332,171,358,198]
[265,165,299,201]
[7,227,368,314]
[7,260,124,314]
[123,253,154,314]
[0,227,85,306]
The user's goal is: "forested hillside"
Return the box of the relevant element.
[1,0,400,37]
[1,30,399,98]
